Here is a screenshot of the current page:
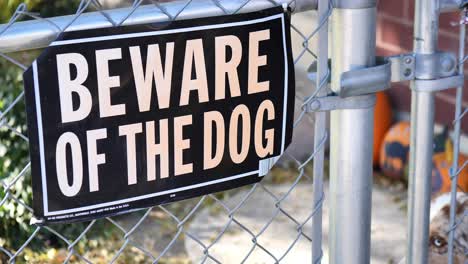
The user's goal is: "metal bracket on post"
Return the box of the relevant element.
[387,54,416,82]
[306,51,463,109]
[387,51,464,92]
[304,94,376,112]
[413,76,465,92]
[307,57,391,97]
[414,52,457,78]
[305,57,388,112]
[339,58,391,97]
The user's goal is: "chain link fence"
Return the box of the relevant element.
[447,10,468,264]
[2,0,467,263]
[0,0,330,263]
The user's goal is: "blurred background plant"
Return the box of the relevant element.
[0,0,83,22]
[0,1,121,262]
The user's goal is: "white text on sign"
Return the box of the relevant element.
[53,29,276,197]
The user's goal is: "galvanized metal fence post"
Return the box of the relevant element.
[311,0,329,263]
[328,1,377,263]
[406,1,438,263]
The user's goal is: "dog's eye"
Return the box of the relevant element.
[431,236,447,248]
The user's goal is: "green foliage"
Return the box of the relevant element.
[0,57,32,250]
[0,0,41,23]
[0,0,103,260]
[0,0,82,23]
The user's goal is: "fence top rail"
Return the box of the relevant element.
[0,0,317,54]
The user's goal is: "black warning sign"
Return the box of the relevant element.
[23,7,295,223]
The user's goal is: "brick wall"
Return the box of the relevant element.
[377,0,468,133]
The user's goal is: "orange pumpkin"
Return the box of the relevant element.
[431,140,468,195]
[379,121,411,179]
[373,92,393,165]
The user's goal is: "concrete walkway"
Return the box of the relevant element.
[185,182,407,264]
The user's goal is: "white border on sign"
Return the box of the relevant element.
[32,13,289,217]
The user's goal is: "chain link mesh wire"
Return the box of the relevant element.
[0,0,331,263]
[447,9,468,264]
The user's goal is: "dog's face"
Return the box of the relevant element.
[428,193,467,264]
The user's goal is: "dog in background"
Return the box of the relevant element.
[428,192,467,264]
